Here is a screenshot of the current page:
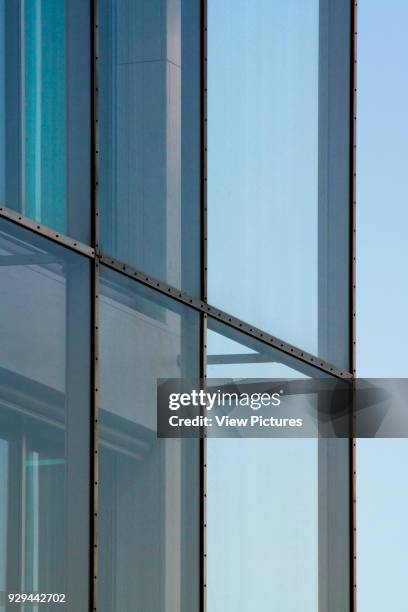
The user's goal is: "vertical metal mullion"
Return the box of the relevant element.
[201,1,208,611]
[93,0,100,253]
[351,7,357,378]
[202,0,208,305]
[200,312,207,612]
[92,1,100,611]
[351,1,358,612]
[20,0,26,215]
[92,259,100,612]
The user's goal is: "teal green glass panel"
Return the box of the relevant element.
[24,0,66,232]
[0,1,91,243]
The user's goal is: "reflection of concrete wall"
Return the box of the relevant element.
[0,265,65,390]
[99,294,181,431]
[112,0,182,285]
[99,285,186,612]
[100,438,183,612]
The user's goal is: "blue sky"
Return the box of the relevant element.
[357,2,408,610]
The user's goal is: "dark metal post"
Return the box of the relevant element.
[91,1,100,610]
[351,1,358,611]
[201,2,208,610]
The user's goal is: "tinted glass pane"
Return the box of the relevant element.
[356,2,408,609]
[0,1,91,243]
[0,218,90,611]
[208,0,351,367]
[99,266,200,612]
[99,0,201,295]
[206,318,349,611]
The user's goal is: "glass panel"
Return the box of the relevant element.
[206,318,349,611]
[0,1,91,243]
[24,0,66,227]
[0,218,90,611]
[99,266,200,612]
[99,0,201,295]
[208,0,351,367]
[356,2,408,609]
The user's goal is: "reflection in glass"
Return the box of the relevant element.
[99,266,200,612]
[206,318,349,611]
[23,0,66,230]
[99,0,201,294]
[0,1,91,242]
[208,0,351,367]
[0,218,90,611]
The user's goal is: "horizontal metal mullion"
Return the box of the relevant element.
[99,253,352,380]
[0,206,95,259]
[0,205,352,380]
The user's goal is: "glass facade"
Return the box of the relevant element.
[207,319,349,612]
[99,0,201,295]
[208,0,319,352]
[98,266,200,612]
[0,1,91,243]
[0,218,90,611]
[207,320,320,612]
[208,0,351,368]
[0,3,356,612]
